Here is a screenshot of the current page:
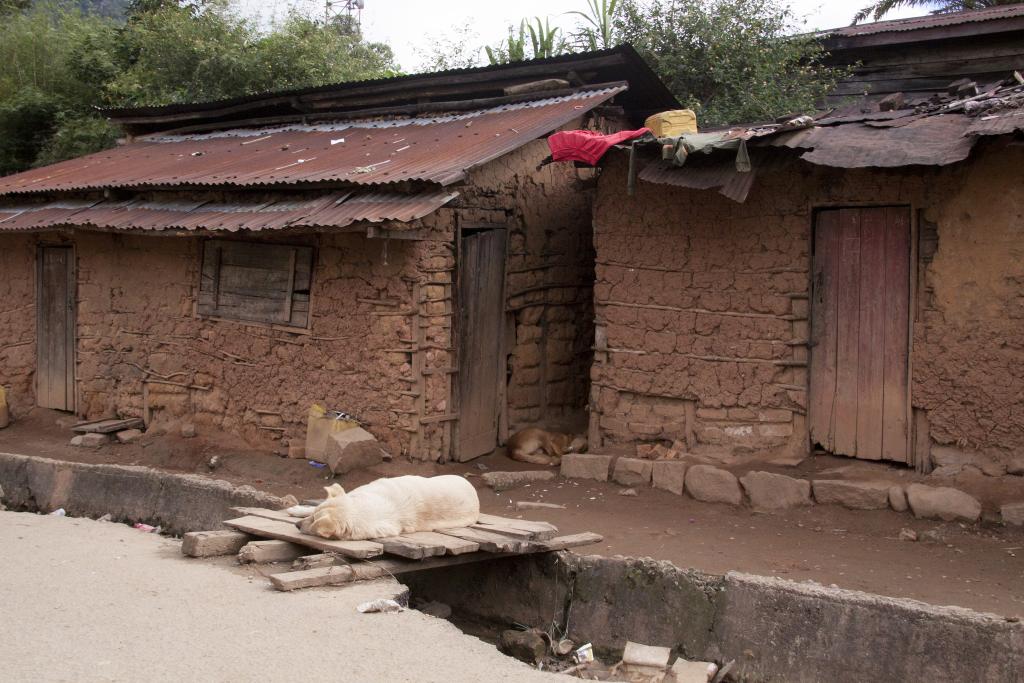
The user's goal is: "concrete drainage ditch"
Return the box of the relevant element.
[1,451,1021,682]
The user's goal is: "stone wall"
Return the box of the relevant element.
[0,233,38,418]
[591,146,1024,470]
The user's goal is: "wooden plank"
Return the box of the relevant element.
[438,527,529,553]
[855,208,887,460]
[881,207,911,462]
[476,514,559,539]
[833,209,862,456]
[181,530,253,558]
[378,535,446,560]
[532,532,604,552]
[37,246,75,412]
[238,540,310,564]
[270,563,390,591]
[398,531,478,555]
[457,228,506,460]
[230,507,303,523]
[809,210,840,451]
[292,553,346,570]
[72,418,145,434]
[223,515,384,559]
[269,532,605,591]
[470,523,536,540]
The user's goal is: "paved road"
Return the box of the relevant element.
[0,511,554,682]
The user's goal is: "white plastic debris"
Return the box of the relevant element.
[49,508,66,516]
[357,599,404,614]
[573,643,594,664]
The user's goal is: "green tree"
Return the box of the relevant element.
[0,1,398,174]
[852,0,1022,24]
[415,21,483,72]
[616,0,846,126]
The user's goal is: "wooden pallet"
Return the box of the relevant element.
[213,507,603,591]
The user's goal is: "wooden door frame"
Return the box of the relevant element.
[35,241,78,414]
[806,203,918,463]
[453,223,508,461]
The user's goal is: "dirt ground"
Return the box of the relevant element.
[2,408,1022,619]
[0,511,556,683]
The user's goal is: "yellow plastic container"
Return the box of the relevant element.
[644,109,698,138]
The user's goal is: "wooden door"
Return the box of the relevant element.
[809,207,910,462]
[456,229,506,460]
[36,246,76,411]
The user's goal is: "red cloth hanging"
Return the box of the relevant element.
[546,128,652,165]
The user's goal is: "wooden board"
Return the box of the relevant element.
[230,507,302,523]
[476,514,559,540]
[397,531,479,555]
[881,207,911,462]
[378,535,447,560]
[809,210,840,452]
[36,246,75,412]
[268,532,604,591]
[223,515,384,559]
[856,208,887,460]
[833,208,862,456]
[438,526,529,553]
[72,418,145,434]
[456,228,506,460]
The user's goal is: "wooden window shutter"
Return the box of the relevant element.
[198,240,313,328]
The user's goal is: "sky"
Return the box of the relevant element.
[238,0,925,72]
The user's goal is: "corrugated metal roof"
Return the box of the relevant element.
[0,189,456,233]
[0,87,623,196]
[822,5,1024,37]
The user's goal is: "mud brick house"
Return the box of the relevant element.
[587,9,1024,476]
[0,48,677,462]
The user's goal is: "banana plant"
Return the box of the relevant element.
[567,0,619,51]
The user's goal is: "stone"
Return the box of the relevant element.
[898,528,918,542]
[613,457,654,487]
[622,641,671,668]
[481,470,555,492]
[115,428,143,444]
[181,530,253,558]
[322,427,384,475]
[287,445,307,459]
[237,540,308,564]
[906,484,981,522]
[685,465,742,506]
[0,483,5,511]
[889,486,908,512]
[560,453,612,481]
[618,488,638,497]
[929,465,962,478]
[931,445,973,468]
[180,424,197,438]
[497,628,547,664]
[671,658,718,683]
[1007,457,1024,476]
[652,461,687,495]
[1001,502,1024,526]
[812,480,891,510]
[979,460,1007,477]
[739,471,811,511]
[71,433,108,448]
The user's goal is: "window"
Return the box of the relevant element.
[198,240,313,328]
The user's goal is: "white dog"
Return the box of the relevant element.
[287,475,480,541]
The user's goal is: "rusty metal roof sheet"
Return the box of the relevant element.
[0,189,456,233]
[0,87,623,197]
[965,108,1024,135]
[821,5,1024,38]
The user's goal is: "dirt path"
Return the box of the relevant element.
[2,409,1022,619]
[0,511,554,683]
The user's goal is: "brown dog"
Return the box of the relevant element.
[506,427,587,466]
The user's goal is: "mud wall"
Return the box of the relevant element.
[592,146,1024,469]
[0,233,37,418]
[463,139,595,434]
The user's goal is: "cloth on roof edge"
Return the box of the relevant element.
[546,128,653,165]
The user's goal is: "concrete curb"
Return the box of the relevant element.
[404,553,1024,682]
[0,451,285,535]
